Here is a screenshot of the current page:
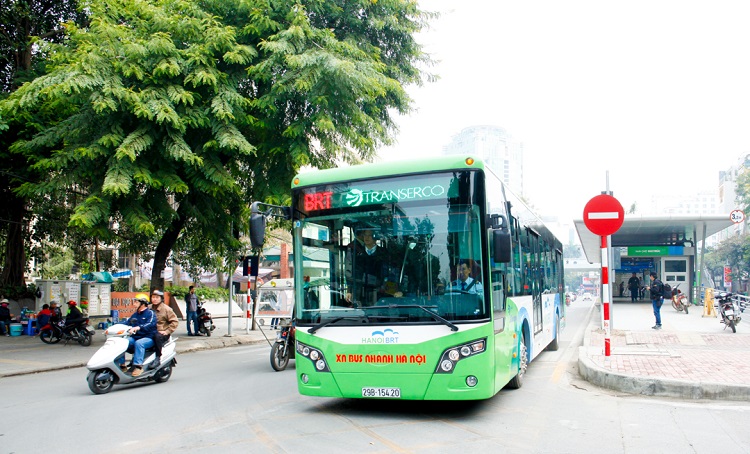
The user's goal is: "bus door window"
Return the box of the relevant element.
[491,270,506,332]
[520,227,532,296]
[527,228,543,335]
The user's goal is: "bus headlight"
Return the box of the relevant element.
[440,359,454,372]
[296,341,330,372]
[435,338,487,374]
[466,376,478,387]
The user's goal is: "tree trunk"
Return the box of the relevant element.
[173,263,181,287]
[150,209,188,292]
[0,194,27,287]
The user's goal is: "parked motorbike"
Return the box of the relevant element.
[85,323,177,394]
[39,318,94,346]
[670,283,689,314]
[270,318,295,371]
[197,302,215,336]
[716,291,741,333]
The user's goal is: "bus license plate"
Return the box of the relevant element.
[362,387,401,398]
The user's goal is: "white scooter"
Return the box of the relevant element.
[86,323,178,394]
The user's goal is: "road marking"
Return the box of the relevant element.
[551,302,597,384]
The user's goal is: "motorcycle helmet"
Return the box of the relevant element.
[67,300,77,306]
[134,293,150,305]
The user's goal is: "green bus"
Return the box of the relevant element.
[250,155,565,400]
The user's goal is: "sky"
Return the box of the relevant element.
[376,0,750,223]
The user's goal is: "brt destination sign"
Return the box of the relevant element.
[583,194,624,236]
[301,175,458,212]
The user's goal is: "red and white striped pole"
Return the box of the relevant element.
[600,235,611,356]
[583,189,623,358]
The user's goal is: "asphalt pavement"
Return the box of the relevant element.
[3,297,750,403]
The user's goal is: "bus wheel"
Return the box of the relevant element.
[507,331,528,389]
[547,314,560,351]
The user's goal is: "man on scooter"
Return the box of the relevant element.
[63,300,84,334]
[118,294,157,377]
[149,289,178,368]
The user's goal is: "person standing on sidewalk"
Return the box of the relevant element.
[648,272,664,329]
[628,273,640,302]
[150,289,178,367]
[185,286,200,336]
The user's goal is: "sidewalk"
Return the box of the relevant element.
[0,302,272,378]
[579,297,750,401]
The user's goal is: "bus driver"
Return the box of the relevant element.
[452,260,483,295]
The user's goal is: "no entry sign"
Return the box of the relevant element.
[583,194,624,236]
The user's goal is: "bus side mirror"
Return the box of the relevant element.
[493,230,511,263]
[250,202,266,249]
[488,213,507,230]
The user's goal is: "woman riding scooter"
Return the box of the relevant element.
[117,294,157,377]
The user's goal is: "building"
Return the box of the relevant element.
[442,125,524,197]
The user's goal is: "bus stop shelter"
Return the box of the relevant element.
[574,215,734,302]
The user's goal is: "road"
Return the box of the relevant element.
[3,302,750,453]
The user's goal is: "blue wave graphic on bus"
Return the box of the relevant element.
[345,189,364,207]
[371,328,399,337]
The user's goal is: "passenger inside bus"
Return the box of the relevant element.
[344,229,403,306]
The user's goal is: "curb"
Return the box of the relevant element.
[578,350,750,401]
[175,335,269,353]
[577,307,750,401]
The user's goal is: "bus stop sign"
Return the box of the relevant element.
[583,194,624,236]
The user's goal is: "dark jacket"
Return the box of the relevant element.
[649,279,664,300]
[627,276,640,290]
[65,305,83,324]
[126,308,157,339]
[0,306,11,323]
[345,242,388,289]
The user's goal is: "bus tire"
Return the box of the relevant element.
[507,331,527,389]
[547,314,560,351]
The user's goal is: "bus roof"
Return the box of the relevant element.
[292,156,486,188]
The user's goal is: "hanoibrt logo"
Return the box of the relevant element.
[362,328,400,344]
[345,185,446,207]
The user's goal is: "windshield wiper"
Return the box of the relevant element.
[308,315,369,334]
[363,304,458,332]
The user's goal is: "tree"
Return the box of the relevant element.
[0,0,88,289]
[708,234,750,292]
[1,0,432,290]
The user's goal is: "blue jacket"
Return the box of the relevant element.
[127,308,157,339]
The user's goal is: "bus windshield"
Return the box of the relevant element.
[293,171,488,327]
